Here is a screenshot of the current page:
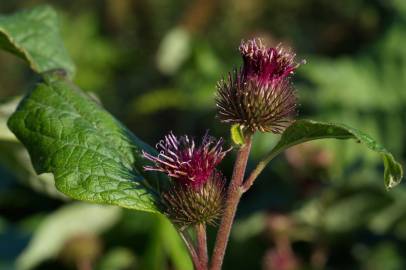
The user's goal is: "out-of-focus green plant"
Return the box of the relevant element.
[16,203,121,270]
[0,3,404,270]
[227,3,406,269]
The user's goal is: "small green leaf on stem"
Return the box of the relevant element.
[256,120,403,189]
[230,124,245,146]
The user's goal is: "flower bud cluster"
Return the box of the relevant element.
[143,38,303,229]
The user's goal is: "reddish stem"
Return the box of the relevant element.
[209,137,252,270]
[196,223,208,269]
[242,143,283,192]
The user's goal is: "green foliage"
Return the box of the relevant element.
[61,12,119,91]
[98,247,137,270]
[17,203,121,270]
[0,5,75,77]
[0,97,65,198]
[140,215,193,270]
[156,27,191,75]
[0,1,405,270]
[355,242,405,270]
[269,120,403,189]
[7,73,162,213]
[323,192,388,233]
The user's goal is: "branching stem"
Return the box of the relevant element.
[242,149,280,192]
[209,136,252,270]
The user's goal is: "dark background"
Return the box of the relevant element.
[0,0,405,269]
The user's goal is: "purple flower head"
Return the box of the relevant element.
[239,39,303,87]
[216,38,304,134]
[143,132,229,189]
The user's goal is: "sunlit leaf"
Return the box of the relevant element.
[268,120,403,189]
[0,97,65,198]
[0,5,75,77]
[8,73,164,212]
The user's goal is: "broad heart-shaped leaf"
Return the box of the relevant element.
[268,120,403,189]
[0,5,75,77]
[7,73,164,213]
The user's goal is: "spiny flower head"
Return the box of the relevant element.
[216,38,304,134]
[162,171,225,228]
[239,38,302,87]
[216,71,297,133]
[142,132,229,189]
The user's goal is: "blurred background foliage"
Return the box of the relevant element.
[0,0,405,269]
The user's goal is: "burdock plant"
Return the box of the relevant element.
[216,39,301,134]
[1,6,403,270]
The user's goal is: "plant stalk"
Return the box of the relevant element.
[196,223,208,269]
[209,137,252,270]
[180,230,203,270]
[241,160,266,193]
[241,149,279,192]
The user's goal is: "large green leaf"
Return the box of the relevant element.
[7,73,163,212]
[262,120,403,189]
[0,5,75,77]
[0,97,66,199]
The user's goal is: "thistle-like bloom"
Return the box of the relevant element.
[142,132,229,189]
[239,39,300,86]
[216,38,303,134]
[143,133,228,228]
[216,71,297,133]
[162,171,225,228]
